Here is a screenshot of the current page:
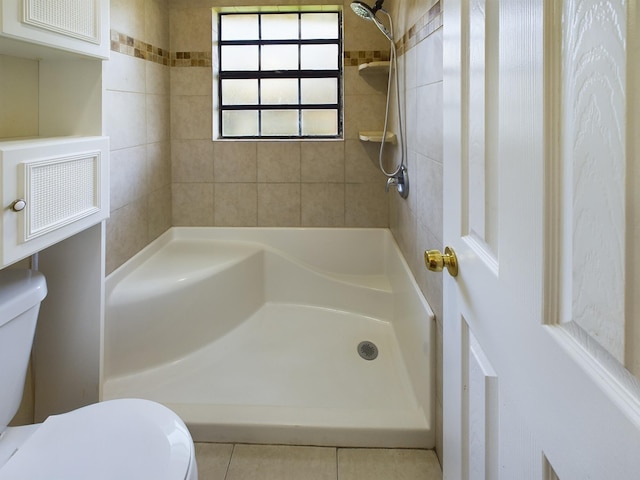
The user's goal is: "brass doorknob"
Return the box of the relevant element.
[424,246,458,277]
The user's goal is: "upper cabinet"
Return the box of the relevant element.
[0,0,109,59]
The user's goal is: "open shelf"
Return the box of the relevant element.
[358,61,390,75]
[358,131,397,144]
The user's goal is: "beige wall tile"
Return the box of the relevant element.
[111,0,145,38]
[145,0,171,50]
[170,7,213,52]
[415,219,442,320]
[148,184,172,240]
[343,94,388,140]
[404,42,418,90]
[258,183,301,227]
[416,82,443,162]
[345,140,387,183]
[345,183,388,227]
[106,90,148,150]
[172,139,214,183]
[343,8,390,52]
[214,142,257,182]
[172,183,214,226]
[301,183,345,227]
[147,141,171,191]
[171,67,212,96]
[214,183,257,226]
[301,141,345,183]
[110,145,148,211]
[405,87,418,153]
[390,193,417,263]
[146,62,170,96]
[416,153,443,243]
[257,142,301,183]
[226,445,336,480]
[104,52,147,94]
[337,448,441,480]
[417,28,443,87]
[146,94,171,144]
[171,95,213,140]
[344,66,388,96]
[0,55,39,139]
[106,202,149,275]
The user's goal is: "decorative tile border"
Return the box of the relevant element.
[111,1,441,68]
[344,50,390,66]
[110,30,170,66]
[171,52,212,67]
[396,1,442,57]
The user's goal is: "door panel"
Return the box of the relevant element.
[464,325,499,480]
[464,0,499,259]
[554,0,627,363]
[442,0,640,478]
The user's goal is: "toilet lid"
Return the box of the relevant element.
[0,399,193,480]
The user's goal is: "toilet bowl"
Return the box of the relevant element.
[0,269,197,480]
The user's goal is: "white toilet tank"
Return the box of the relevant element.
[0,270,47,431]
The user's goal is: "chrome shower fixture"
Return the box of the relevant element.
[351,0,408,199]
[350,0,392,41]
[350,0,384,19]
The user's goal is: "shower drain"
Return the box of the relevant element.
[357,341,379,361]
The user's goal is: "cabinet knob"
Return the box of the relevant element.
[11,199,26,212]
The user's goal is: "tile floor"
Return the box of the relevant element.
[195,443,442,480]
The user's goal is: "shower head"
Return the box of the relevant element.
[350,0,393,41]
[350,1,377,20]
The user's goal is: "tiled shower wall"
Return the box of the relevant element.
[169,0,391,229]
[391,0,444,459]
[105,0,172,274]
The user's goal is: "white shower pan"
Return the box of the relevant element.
[102,227,435,448]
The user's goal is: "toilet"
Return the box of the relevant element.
[0,269,198,480]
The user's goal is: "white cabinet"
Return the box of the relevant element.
[0,136,109,267]
[0,0,109,59]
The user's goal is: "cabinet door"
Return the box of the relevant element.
[0,136,109,267]
[0,0,109,59]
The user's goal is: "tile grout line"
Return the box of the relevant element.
[223,443,236,480]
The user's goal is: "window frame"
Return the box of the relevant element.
[217,10,343,140]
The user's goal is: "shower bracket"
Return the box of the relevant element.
[385,165,409,199]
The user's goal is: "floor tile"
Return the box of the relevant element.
[337,448,442,480]
[194,443,234,480]
[225,444,337,480]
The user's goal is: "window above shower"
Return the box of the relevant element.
[215,10,343,139]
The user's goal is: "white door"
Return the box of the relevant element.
[440,0,640,478]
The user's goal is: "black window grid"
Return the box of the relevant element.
[218,11,343,139]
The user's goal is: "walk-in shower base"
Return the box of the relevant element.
[103,228,434,448]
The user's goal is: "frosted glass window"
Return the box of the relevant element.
[222,110,259,136]
[301,45,338,70]
[218,11,342,138]
[301,13,339,39]
[302,110,338,135]
[262,45,299,70]
[221,46,258,70]
[301,78,337,104]
[221,15,259,40]
[262,110,299,136]
[262,14,298,39]
[222,79,258,105]
[262,79,299,104]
